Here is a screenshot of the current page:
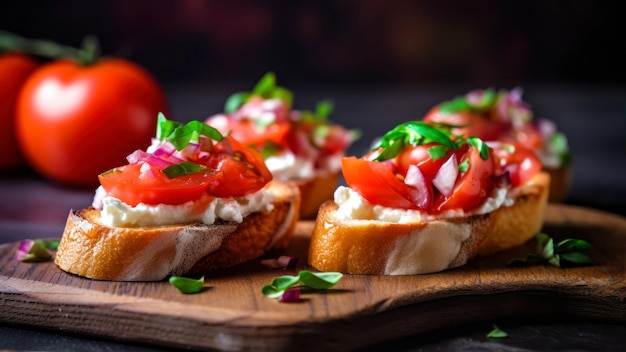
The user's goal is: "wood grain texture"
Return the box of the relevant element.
[1,204,625,351]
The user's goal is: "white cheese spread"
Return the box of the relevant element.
[265,151,342,181]
[94,186,274,228]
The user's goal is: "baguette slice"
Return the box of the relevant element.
[55,181,301,281]
[308,172,550,275]
[294,171,340,219]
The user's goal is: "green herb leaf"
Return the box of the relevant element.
[17,240,53,262]
[224,92,251,113]
[166,120,224,150]
[458,159,470,172]
[467,137,490,160]
[252,72,276,96]
[261,270,343,300]
[374,122,458,161]
[268,87,293,107]
[486,325,508,339]
[260,141,283,159]
[315,99,334,120]
[508,232,593,268]
[169,276,205,294]
[162,161,206,178]
[44,239,60,250]
[427,145,450,160]
[156,112,182,140]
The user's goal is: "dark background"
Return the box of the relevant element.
[2,0,624,87]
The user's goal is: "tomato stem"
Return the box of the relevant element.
[0,30,99,65]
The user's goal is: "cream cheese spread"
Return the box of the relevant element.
[93,186,274,228]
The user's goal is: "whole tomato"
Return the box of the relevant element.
[0,52,38,169]
[15,58,169,187]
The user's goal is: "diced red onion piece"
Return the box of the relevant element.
[433,155,458,197]
[536,118,556,139]
[277,256,299,268]
[404,165,430,209]
[181,141,200,159]
[279,288,301,303]
[15,240,32,261]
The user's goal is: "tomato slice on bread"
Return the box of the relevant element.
[99,114,272,206]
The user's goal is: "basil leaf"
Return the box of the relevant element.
[475,88,496,109]
[261,270,343,300]
[458,159,469,173]
[260,141,283,158]
[252,72,276,96]
[298,271,343,290]
[18,240,53,262]
[427,145,450,160]
[556,238,592,252]
[538,236,555,260]
[224,92,251,113]
[438,96,470,114]
[560,252,593,264]
[44,239,60,250]
[167,120,223,150]
[268,86,293,108]
[156,112,182,141]
[547,254,561,268]
[169,276,205,294]
[162,161,206,178]
[315,99,333,120]
[374,122,457,161]
[486,325,508,339]
[467,137,490,160]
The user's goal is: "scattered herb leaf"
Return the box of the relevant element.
[15,240,56,262]
[156,113,223,150]
[486,325,508,339]
[508,233,593,268]
[262,270,343,301]
[169,275,205,294]
[373,122,458,161]
[223,72,294,113]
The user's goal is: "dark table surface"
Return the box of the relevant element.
[1,82,625,351]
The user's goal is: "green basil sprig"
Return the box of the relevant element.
[156,112,223,151]
[224,72,294,113]
[373,121,489,164]
[262,270,343,300]
[437,88,498,115]
[508,233,593,268]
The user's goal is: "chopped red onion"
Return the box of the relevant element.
[404,165,430,209]
[433,155,458,197]
[15,240,32,261]
[279,287,301,303]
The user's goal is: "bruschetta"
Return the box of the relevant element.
[55,114,301,281]
[423,87,570,201]
[204,72,358,218]
[308,121,549,275]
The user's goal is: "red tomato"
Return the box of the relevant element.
[491,142,542,187]
[424,107,508,142]
[207,116,290,149]
[99,135,272,205]
[396,143,461,183]
[15,58,169,187]
[99,163,216,207]
[203,135,273,197]
[342,157,428,210]
[433,144,496,213]
[0,53,38,169]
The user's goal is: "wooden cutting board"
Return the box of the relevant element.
[1,204,625,351]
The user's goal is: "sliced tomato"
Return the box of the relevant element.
[491,142,542,187]
[204,135,273,197]
[433,144,496,213]
[396,143,461,184]
[424,108,508,141]
[219,119,290,149]
[342,157,430,210]
[99,163,216,206]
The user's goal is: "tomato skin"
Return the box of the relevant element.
[342,156,421,210]
[491,142,542,187]
[0,53,38,169]
[99,135,272,206]
[99,163,215,207]
[204,135,273,197]
[15,58,169,187]
[433,145,496,213]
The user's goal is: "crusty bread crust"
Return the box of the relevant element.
[54,181,301,281]
[294,171,340,219]
[544,165,571,203]
[308,172,550,275]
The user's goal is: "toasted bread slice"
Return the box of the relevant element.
[294,171,340,219]
[308,172,550,275]
[55,181,301,281]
